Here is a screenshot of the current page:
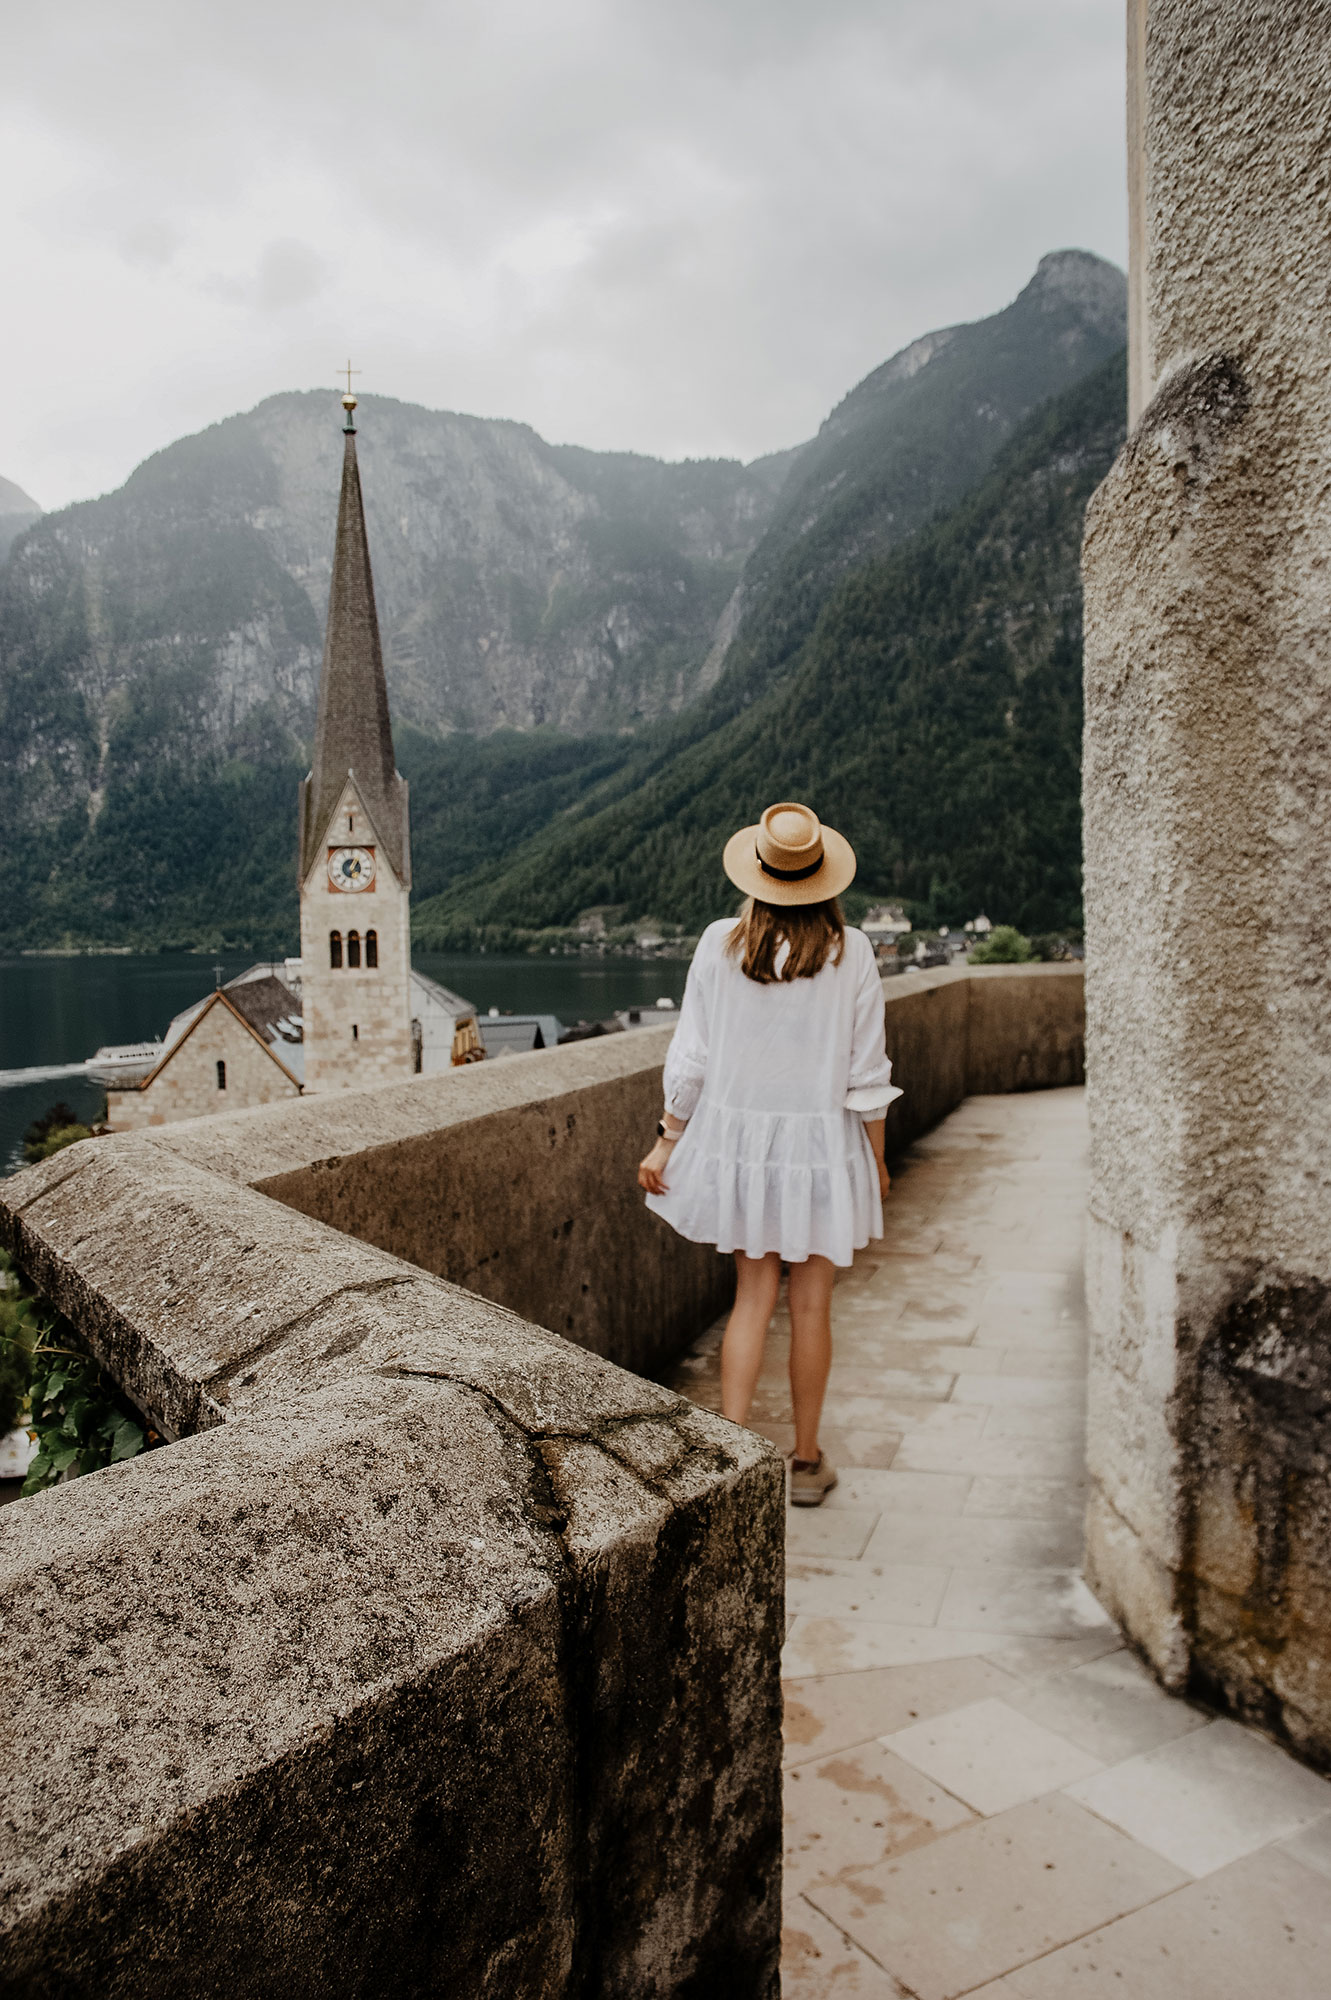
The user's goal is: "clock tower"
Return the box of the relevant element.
[298,389,414,1092]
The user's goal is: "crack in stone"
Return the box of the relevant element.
[205,1275,421,1407]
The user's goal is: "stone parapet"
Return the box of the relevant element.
[0,1122,783,1996]
[0,966,1083,1992]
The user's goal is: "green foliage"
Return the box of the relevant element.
[21,1343,147,1496]
[969,925,1037,964]
[25,1124,93,1162]
[0,1253,41,1435]
[1029,930,1084,962]
[0,1251,151,1493]
[22,1102,94,1162]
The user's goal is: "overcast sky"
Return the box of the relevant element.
[7,0,1126,513]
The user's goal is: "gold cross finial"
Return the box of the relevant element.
[338,360,362,433]
[339,360,361,397]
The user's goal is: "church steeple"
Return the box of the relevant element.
[298,390,410,887]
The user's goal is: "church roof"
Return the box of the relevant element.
[299,411,410,886]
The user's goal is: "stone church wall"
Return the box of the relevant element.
[1082,0,1331,1763]
[107,1001,300,1131]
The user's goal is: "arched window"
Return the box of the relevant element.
[352,1024,359,1041]
[347,930,361,968]
[330,930,343,969]
[365,929,378,969]
[216,1060,227,1091]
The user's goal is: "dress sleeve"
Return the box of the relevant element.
[662,935,713,1120]
[844,939,904,1116]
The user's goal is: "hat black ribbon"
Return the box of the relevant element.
[757,844,824,881]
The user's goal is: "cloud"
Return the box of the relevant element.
[5,0,1125,508]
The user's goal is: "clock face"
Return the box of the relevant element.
[327,845,376,893]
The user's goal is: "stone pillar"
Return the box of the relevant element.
[1083,0,1331,1765]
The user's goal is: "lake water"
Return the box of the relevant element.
[0,951,690,1174]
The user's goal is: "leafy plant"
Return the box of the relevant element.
[0,1251,151,1495]
[0,1253,42,1434]
[969,925,1037,964]
[21,1344,147,1496]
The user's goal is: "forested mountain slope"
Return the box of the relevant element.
[704,250,1125,715]
[413,350,1128,942]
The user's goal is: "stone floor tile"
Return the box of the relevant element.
[783,1617,999,1678]
[937,1567,1113,1639]
[995,1346,1086,1378]
[821,1400,989,1441]
[888,1303,983,1337]
[828,1469,973,1515]
[951,1374,1085,1408]
[1065,1716,1331,1876]
[866,1342,1004,1376]
[1279,1809,1331,1879]
[872,1317,981,1344]
[999,1845,1331,1998]
[979,1405,1087,1442]
[971,1317,1085,1352]
[963,1475,1087,1521]
[894,1434,1086,1480]
[781,1897,907,1998]
[786,1742,975,1892]
[883,1697,1104,1815]
[783,1658,1022,1767]
[753,1422,907,1473]
[862,1512,1082,1573]
[982,1632,1125,1680]
[809,1793,1187,2000]
[831,1432,909,1471]
[787,1558,951,1627]
[1003,1648,1211,1764]
[824,1366,958,1401]
[787,1507,882,1562]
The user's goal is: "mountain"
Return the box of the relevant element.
[699,250,1127,716]
[0,250,1125,952]
[0,476,41,562]
[412,349,1129,942]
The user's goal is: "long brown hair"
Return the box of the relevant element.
[725,896,846,984]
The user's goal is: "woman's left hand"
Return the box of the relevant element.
[638,1137,676,1195]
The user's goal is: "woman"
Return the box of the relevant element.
[638,802,900,1506]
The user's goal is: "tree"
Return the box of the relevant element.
[969,925,1036,964]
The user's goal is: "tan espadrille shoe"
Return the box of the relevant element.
[789,1452,838,1507]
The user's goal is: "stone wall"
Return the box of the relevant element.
[1083,0,1331,1766]
[300,776,415,1093]
[107,998,300,1132]
[0,1115,784,1996]
[0,963,1084,1992]
[882,963,1084,1156]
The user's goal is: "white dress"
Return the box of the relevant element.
[646,920,902,1267]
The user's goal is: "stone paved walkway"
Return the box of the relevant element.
[665,1088,1331,1998]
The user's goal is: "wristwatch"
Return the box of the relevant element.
[656,1120,679,1140]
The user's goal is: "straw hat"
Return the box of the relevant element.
[722,801,856,906]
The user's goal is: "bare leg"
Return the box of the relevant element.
[787,1255,836,1463]
[721,1251,782,1426]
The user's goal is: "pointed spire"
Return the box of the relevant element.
[299,396,409,885]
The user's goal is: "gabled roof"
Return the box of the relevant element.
[410,968,477,1017]
[299,420,409,886]
[225,975,303,1046]
[121,987,302,1094]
